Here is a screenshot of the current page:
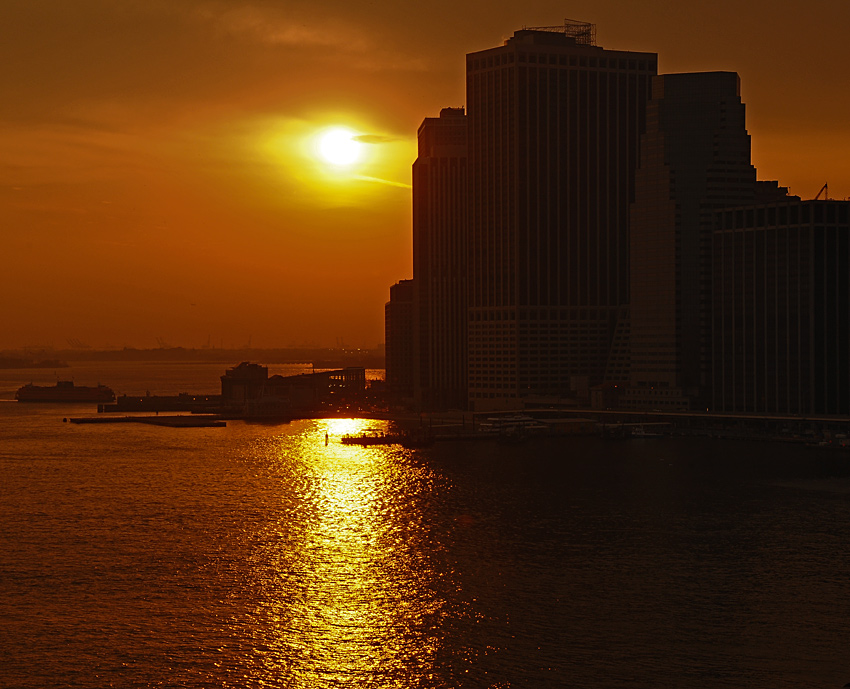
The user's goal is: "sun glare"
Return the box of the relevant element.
[317,128,362,166]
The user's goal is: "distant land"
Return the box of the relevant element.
[0,356,69,370]
[0,347,385,369]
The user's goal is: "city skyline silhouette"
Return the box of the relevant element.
[2,2,849,352]
[389,23,850,415]
[5,9,850,685]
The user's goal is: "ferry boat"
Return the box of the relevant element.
[15,381,115,403]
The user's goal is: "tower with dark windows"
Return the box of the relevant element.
[384,279,415,399]
[465,23,656,410]
[412,108,468,411]
[624,72,757,410]
[714,199,850,415]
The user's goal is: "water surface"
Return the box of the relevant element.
[2,362,850,687]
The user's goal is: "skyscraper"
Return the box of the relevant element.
[625,72,756,410]
[465,23,656,410]
[384,279,414,399]
[714,199,850,415]
[412,108,468,410]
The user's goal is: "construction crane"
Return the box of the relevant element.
[814,183,829,200]
[66,338,91,349]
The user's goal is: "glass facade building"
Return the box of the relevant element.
[466,27,656,409]
[714,200,850,414]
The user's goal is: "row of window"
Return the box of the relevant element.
[468,52,656,73]
[719,202,850,229]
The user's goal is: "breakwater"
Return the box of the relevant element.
[66,415,226,428]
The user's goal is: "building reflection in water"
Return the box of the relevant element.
[242,418,454,687]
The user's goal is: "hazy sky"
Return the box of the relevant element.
[2,0,849,350]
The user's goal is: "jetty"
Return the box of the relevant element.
[99,393,222,414]
[65,415,226,428]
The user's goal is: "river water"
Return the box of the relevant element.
[2,362,850,688]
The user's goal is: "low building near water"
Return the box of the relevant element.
[220,362,269,403]
[220,362,367,416]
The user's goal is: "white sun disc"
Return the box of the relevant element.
[318,128,361,166]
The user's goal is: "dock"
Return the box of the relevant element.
[99,394,222,414]
[66,415,226,428]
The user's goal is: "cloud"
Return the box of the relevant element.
[193,3,372,52]
[190,2,432,73]
[355,175,411,189]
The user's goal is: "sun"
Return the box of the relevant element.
[317,127,362,166]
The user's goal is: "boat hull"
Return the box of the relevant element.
[16,382,115,403]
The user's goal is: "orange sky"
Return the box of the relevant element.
[2,0,849,350]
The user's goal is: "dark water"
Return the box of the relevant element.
[2,363,850,687]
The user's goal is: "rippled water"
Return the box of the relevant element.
[3,363,850,687]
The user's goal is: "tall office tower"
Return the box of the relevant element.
[714,199,850,415]
[412,108,468,410]
[466,23,656,410]
[625,72,756,410]
[385,279,414,398]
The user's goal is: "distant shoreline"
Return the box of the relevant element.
[0,347,384,368]
[0,357,69,370]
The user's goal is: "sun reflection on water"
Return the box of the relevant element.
[324,417,370,439]
[242,418,450,687]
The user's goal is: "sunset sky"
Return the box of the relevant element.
[2,0,849,351]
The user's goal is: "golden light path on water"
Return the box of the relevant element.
[236,418,455,687]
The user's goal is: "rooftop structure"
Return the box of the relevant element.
[520,19,596,45]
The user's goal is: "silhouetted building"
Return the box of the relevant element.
[755,180,794,203]
[465,23,656,409]
[385,280,415,398]
[713,199,850,415]
[412,108,468,410]
[221,361,366,412]
[624,72,757,410]
[264,367,366,408]
[221,361,268,403]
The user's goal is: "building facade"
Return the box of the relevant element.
[624,72,757,410]
[384,279,415,398]
[220,361,269,403]
[713,200,850,415]
[412,108,468,410]
[465,24,656,409]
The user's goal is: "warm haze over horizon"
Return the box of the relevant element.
[2,0,849,351]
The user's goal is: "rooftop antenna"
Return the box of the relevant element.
[813,183,829,200]
[522,19,597,45]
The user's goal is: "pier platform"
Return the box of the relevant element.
[66,415,226,428]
